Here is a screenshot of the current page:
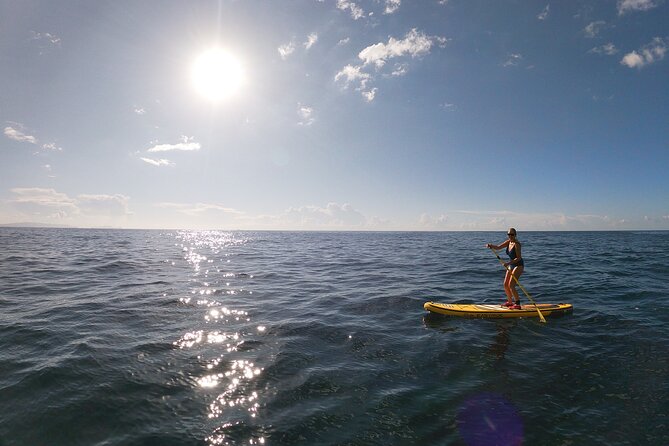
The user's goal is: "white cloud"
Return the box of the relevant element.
[361,88,377,102]
[134,107,146,115]
[334,64,371,89]
[284,202,367,228]
[304,33,318,50]
[335,29,445,101]
[41,142,62,151]
[77,194,131,216]
[4,123,62,152]
[589,43,618,55]
[384,0,401,14]
[390,63,409,76]
[142,136,199,167]
[31,31,61,46]
[297,104,315,126]
[502,53,523,67]
[334,65,376,101]
[147,137,201,152]
[359,29,436,68]
[4,126,38,144]
[338,37,351,46]
[337,0,365,20]
[620,37,667,68]
[30,31,61,55]
[141,157,174,167]
[537,4,550,20]
[584,21,606,38]
[156,202,244,217]
[438,210,661,231]
[278,41,296,60]
[617,0,657,15]
[150,202,371,230]
[591,93,615,102]
[419,213,449,228]
[10,187,76,209]
[621,51,645,68]
[280,33,318,58]
[7,188,131,225]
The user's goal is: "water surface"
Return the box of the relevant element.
[0,229,667,445]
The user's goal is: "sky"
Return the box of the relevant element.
[0,0,667,231]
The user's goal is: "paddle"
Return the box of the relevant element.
[489,247,546,323]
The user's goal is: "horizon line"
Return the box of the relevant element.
[1,223,667,233]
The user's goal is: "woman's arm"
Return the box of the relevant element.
[486,240,510,250]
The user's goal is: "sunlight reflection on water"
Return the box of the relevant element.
[175,230,264,445]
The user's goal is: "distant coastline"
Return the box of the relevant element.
[0,222,74,228]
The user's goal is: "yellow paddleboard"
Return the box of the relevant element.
[424,302,573,319]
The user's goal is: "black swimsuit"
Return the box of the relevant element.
[506,245,524,267]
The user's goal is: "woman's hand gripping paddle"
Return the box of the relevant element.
[489,248,547,323]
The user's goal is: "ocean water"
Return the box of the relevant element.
[0,228,667,446]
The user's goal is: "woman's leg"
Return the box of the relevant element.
[507,266,524,303]
[503,270,513,303]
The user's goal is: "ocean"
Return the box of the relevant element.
[0,228,667,445]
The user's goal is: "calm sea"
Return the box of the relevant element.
[0,229,667,445]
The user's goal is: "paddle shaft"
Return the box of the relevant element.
[490,248,546,323]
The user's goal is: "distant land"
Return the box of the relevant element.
[0,222,74,228]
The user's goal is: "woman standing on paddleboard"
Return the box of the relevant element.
[486,228,524,309]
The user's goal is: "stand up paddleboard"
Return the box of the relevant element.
[424,302,573,319]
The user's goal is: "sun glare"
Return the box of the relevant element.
[191,48,244,101]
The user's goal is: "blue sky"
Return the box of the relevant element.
[1,0,667,230]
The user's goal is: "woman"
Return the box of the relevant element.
[486,228,524,309]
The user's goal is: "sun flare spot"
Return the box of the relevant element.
[191,48,244,101]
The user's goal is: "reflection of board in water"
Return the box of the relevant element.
[424,302,573,319]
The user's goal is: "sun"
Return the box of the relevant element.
[191,48,244,101]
